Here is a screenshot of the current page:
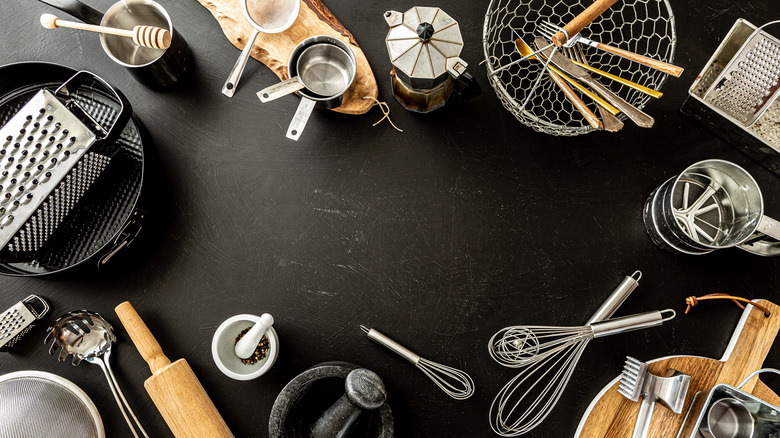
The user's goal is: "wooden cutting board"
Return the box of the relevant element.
[197,0,378,114]
[575,299,780,438]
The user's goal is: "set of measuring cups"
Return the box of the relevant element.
[219,0,357,141]
[644,159,780,257]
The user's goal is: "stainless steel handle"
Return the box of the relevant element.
[738,216,780,256]
[631,393,658,438]
[286,97,316,141]
[591,309,675,338]
[222,28,261,97]
[257,77,305,103]
[586,79,655,128]
[362,326,421,365]
[586,271,642,325]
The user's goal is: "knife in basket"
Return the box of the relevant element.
[534,37,654,128]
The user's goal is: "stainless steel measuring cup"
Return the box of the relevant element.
[258,35,356,141]
[221,0,300,97]
[38,0,192,89]
[700,398,755,438]
[643,159,780,256]
[257,44,354,103]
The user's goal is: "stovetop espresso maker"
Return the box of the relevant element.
[384,6,481,113]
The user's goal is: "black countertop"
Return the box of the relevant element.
[0,0,779,437]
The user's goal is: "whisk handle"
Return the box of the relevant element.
[552,0,620,47]
[364,327,420,365]
[591,309,676,338]
[586,271,642,325]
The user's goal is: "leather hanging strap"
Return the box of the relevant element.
[685,293,771,317]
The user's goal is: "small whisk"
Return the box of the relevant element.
[360,325,474,400]
[489,309,675,436]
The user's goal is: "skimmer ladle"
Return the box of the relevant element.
[45,310,149,438]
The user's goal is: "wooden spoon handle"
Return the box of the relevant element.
[115,301,172,376]
[596,42,683,77]
[552,0,620,47]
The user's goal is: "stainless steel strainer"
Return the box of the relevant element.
[483,0,678,135]
[0,370,104,437]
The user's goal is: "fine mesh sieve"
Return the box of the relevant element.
[0,370,104,437]
[483,0,677,135]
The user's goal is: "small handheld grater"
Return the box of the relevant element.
[703,22,780,127]
[0,71,129,262]
[0,295,49,351]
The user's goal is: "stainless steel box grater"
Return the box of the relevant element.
[0,295,49,351]
[0,71,129,262]
[681,19,780,177]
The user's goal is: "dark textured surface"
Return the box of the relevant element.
[0,0,780,437]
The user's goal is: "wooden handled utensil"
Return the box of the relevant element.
[575,299,780,438]
[550,0,620,47]
[40,13,171,49]
[115,302,235,438]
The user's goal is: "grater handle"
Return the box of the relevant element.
[115,301,173,376]
[36,0,103,26]
[552,0,620,47]
[55,71,132,146]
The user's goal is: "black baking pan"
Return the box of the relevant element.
[0,61,146,276]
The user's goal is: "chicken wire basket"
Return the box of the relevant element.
[483,0,678,135]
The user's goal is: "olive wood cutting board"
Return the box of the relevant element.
[575,299,780,438]
[197,0,377,114]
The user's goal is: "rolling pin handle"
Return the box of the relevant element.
[115,301,172,375]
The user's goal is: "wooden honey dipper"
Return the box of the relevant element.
[40,13,171,49]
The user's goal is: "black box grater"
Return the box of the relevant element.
[0,72,130,263]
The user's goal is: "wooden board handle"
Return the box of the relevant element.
[553,0,620,47]
[115,301,173,376]
[596,42,683,77]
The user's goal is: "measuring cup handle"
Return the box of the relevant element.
[257,77,305,103]
[286,97,316,141]
[37,0,104,25]
[222,28,261,98]
[739,216,780,257]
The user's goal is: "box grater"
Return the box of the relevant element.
[0,295,49,351]
[0,72,129,262]
[681,19,780,177]
[703,23,780,127]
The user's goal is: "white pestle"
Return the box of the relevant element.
[235,313,274,359]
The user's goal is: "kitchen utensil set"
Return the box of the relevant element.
[258,35,357,141]
[484,0,678,135]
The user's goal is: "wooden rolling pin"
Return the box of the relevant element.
[115,302,234,438]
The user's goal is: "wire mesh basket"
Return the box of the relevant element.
[483,0,678,136]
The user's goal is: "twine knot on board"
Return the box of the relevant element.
[363,96,403,132]
[685,293,771,317]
